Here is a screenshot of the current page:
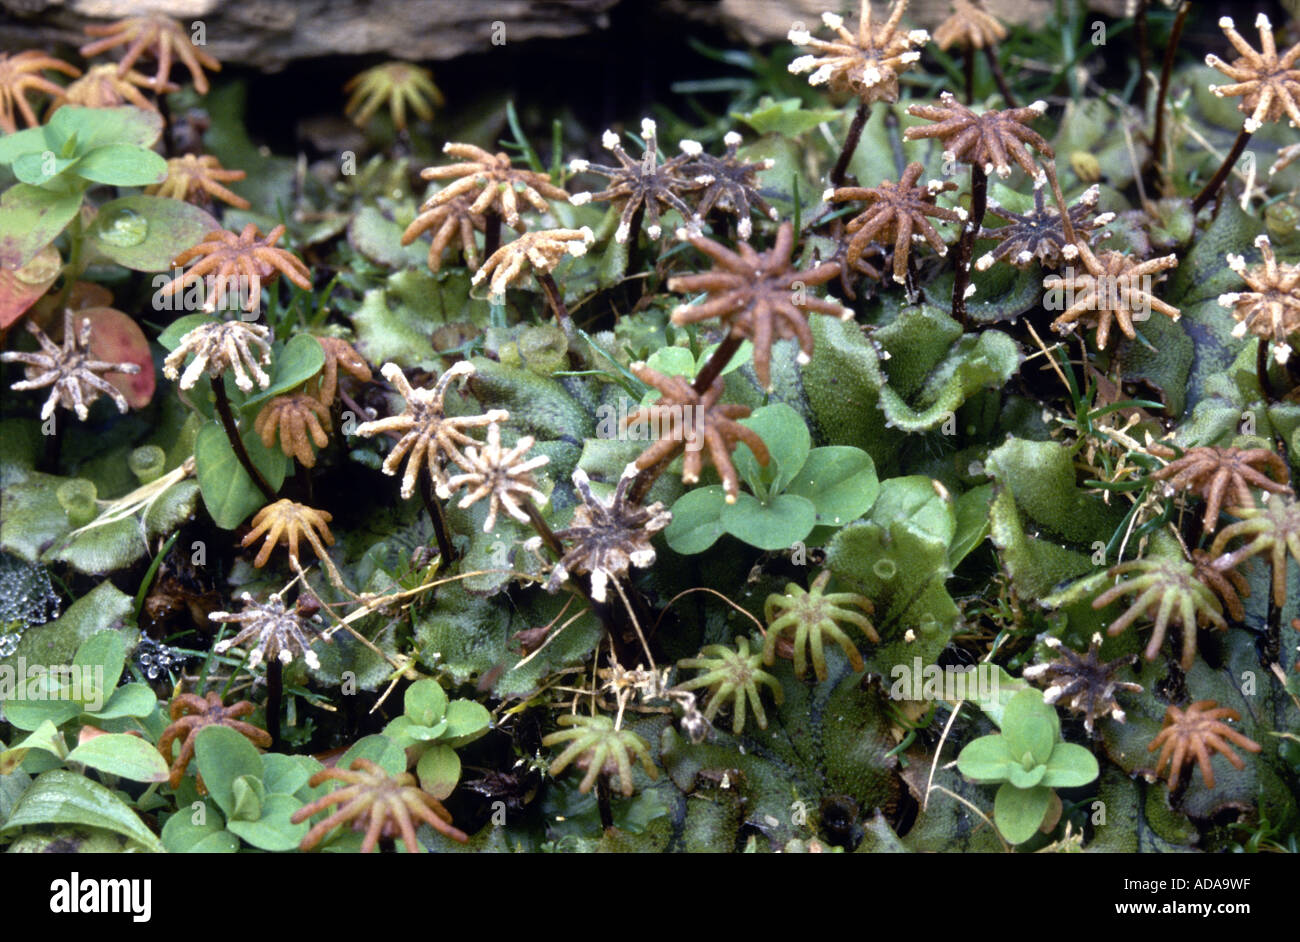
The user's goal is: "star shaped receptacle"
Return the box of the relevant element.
[787,1,928,105]
[667,220,846,389]
[353,361,506,500]
[1045,241,1180,350]
[623,362,769,504]
[441,422,550,533]
[1,311,141,421]
[540,465,671,603]
[826,161,964,285]
[569,118,698,244]
[1206,13,1300,133]
[158,224,311,314]
[1147,700,1261,791]
[79,12,221,93]
[291,758,468,851]
[1220,234,1300,365]
[976,182,1113,272]
[209,591,327,671]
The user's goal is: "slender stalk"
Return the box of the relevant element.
[537,271,574,335]
[1044,162,1076,244]
[883,108,906,177]
[53,214,87,312]
[951,165,988,326]
[982,45,1017,108]
[267,659,283,750]
[830,102,871,188]
[692,333,743,394]
[1257,336,1276,403]
[522,496,564,560]
[213,382,275,501]
[904,249,921,304]
[625,203,646,277]
[1191,125,1252,215]
[1151,1,1191,184]
[1135,0,1151,116]
[419,473,456,564]
[595,777,614,830]
[41,415,60,473]
[483,209,502,259]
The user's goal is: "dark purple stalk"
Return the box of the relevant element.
[1191,125,1252,215]
[213,382,275,501]
[831,102,871,188]
[951,165,988,327]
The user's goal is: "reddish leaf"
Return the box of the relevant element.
[0,245,61,330]
[80,306,155,409]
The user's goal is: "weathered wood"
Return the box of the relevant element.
[0,0,1066,69]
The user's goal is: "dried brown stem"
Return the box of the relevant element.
[419,472,456,564]
[1151,1,1191,184]
[952,164,988,326]
[982,44,1017,107]
[1191,125,1252,215]
[213,382,276,501]
[831,102,871,188]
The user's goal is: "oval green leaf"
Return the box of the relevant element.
[66,733,169,783]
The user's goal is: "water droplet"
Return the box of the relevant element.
[14,245,61,285]
[97,208,149,248]
[873,558,897,580]
[0,633,19,657]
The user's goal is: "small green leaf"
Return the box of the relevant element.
[48,106,163,153]
[229,774,266,821]
[664,485,728,554]
[784,446,879,526]
[0,720,67,773]
[735,402,809,493]
[1006,761,1048,789]
[65,733,169,783]
[194,725,264,821]
[0,184,82,269]
[12,151,79,185]
[225,793,308,851]
[1000,689,1059,767]
[993,782,1053,845]
[88,195,220,272]
[405,719,450,742]
[194,420,289,529]
[336,733,406,776]
[74,143,167,186]
[88,683,158,720]
[260,753,320,798]
[1041,742,1100,788]
[721,492,816,550]
[0,691,82,732]
[161,806,237,853]
[645,346,696,382]
[731,97,842,136]
[0,125,49,165]
[950,483,993,567]
[416,744,461,800]
[956,734,1014,783]
[239,334,326,410]
[441,699,491,746]
[0,769,164,852]
[404,678,448,727]
[73,630,126,698]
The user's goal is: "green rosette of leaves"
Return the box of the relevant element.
[956,688,1099,845]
